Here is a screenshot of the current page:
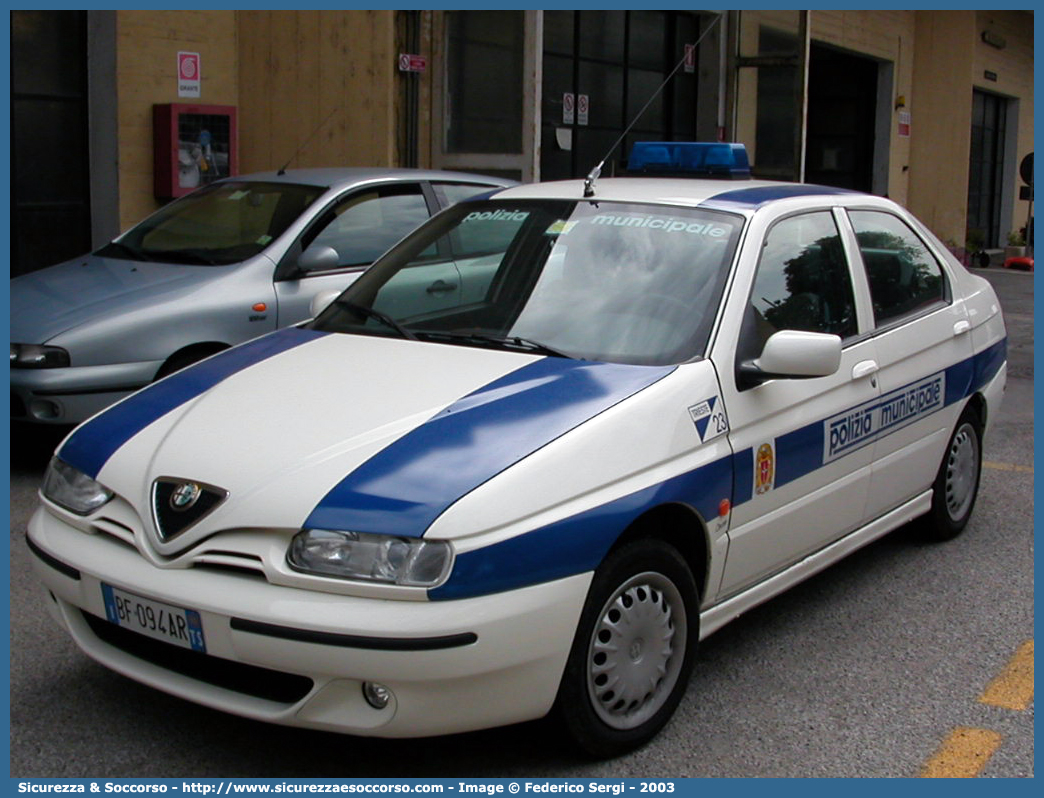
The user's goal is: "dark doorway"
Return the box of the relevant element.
[806,44,878,192]
[540,10,703,181]
[967,89,1008,249]
[11,10,93,277]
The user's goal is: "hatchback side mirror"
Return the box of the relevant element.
[297,245,339,274]
[738,329,842,389]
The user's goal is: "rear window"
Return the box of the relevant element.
[848,210,948,326]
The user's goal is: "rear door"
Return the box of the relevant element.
[842,207,973,520]
[712,207,880,599]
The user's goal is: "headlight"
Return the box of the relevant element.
[10,343,70,368]
[42,458,113,515]
[288,529,453,587]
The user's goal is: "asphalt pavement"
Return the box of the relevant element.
[7,267,1033,778]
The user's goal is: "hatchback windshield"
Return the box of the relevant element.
[312,199,743,365]
[96,181,325,266]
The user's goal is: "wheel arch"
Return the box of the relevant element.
[604,502,710,604]
[966,391,987,430]
[155,341,231,380]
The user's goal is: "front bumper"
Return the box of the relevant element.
[11,360,160,424]
[27,505,590,737]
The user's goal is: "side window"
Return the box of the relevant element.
[848,210,947,326]
[739,211,857,362]
[303,186,429,270]
[432,182,499,208]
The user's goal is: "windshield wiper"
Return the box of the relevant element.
[416,330,574,358]
[147,249,220,265]
[334,300,418,341]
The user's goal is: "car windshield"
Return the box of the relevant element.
[311,198,744,365]
[95,181,325,266]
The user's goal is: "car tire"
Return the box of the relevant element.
[921,406,983,541]
[553,538,698,759]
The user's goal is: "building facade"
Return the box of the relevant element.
[10,9,1033,276]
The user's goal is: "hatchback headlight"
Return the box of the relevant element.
[42,458,113,515]
[10,343,70,368]
[288,529,453,587]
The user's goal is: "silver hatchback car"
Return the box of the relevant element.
[11,168,514,424]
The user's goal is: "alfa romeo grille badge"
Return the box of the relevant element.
[169,482,203,511]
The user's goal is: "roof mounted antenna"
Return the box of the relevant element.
[277,108,339,176]
[582,12,723,198]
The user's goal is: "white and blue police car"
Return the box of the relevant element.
[28,143,1006,757]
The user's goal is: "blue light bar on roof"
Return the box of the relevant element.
[627,141,751,179]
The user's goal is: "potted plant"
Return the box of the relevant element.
[965,228,989,268]
[1005,230,1026,260]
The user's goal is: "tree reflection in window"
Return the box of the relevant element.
[849,211,946,326]
[744,212,856,358]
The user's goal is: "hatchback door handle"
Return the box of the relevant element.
[426,280,457,294]
[953,319,971,336]
[852,360,879,380]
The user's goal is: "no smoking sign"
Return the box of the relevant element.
[562,93,589,126]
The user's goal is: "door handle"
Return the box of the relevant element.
[851,360,879,381]
[953,319,972,336]
[426,280,457,295]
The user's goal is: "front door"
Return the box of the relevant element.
[273,184,434,325]
[714,208,879,598]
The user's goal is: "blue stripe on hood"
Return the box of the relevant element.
[303,358,676,537]
[59,327,327,478]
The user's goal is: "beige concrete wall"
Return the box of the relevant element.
[907,11,977,245]
[733,10,803,169]
[974,10,1034,243]
[811,10,916,206]
[115,10,238,231]
[237,11,397,176]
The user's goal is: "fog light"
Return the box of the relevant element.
[30,399,61,420]
[362,681,392,710]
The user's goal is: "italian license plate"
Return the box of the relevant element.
[101,584,206,653]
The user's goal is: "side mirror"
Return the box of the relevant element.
[309,288,343,318]
[738,329,842,388]
[297,245,339,274]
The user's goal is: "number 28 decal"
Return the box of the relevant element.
[688,396,729,443]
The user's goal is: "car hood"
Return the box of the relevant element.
[10,253,231,343]
[57,328,674,552]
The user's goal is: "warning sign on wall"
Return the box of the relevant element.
[577,94,589,126]
[684,44,696,73]
[898,110,911,138]
[178,52,201,98]
[563,92,575,125]
[398,53,427,72]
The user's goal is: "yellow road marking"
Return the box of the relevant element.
[920,727,1003,778]
[919,642,1033,777]
[980,640,1034,711]
[982,460,1034,474]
